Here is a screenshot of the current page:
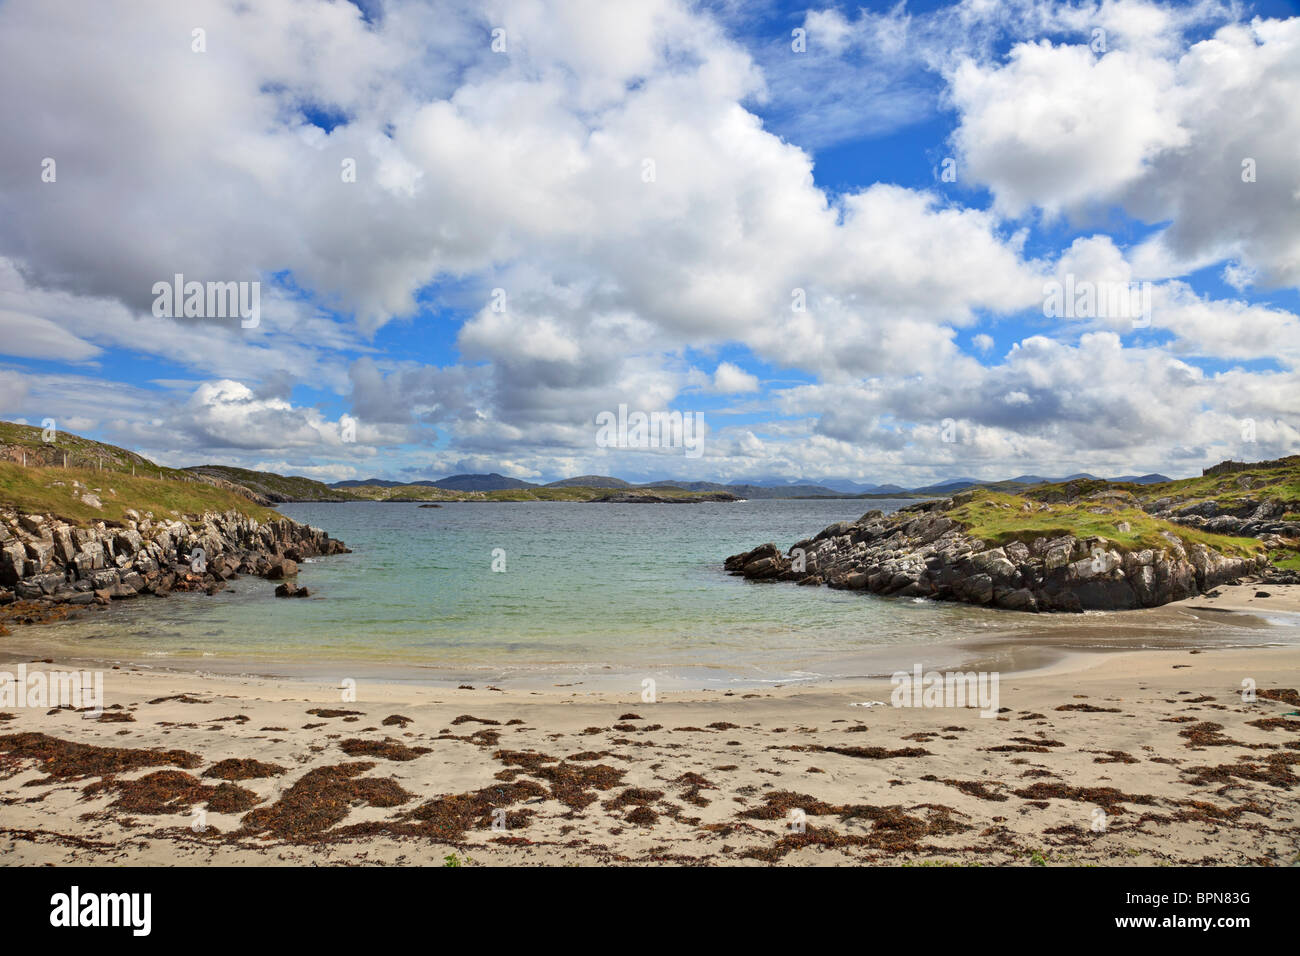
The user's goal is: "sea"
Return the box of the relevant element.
[7,499,1299,689]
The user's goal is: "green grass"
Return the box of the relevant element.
[947,490,1263,558]
[1269,550,1300,571]
[0,421,185,479]
[0,462,279,526]
[185,464,355,501]
[1136,462,1300,508]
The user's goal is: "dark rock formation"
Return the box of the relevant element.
[589,492,740,504]
[0,508,347,614]
[725,499,1267,613]
[1141,494,1296,540]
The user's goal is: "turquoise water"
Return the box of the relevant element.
[12,499,1295,686]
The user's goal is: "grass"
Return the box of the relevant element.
[185,464,355,501]
[1137,461,1300,508]
[946,490,1263,558]
[0,463,279,526]
[1269,550,1300,572]
[0,421,185,478]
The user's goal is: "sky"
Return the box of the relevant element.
[1,0,1298,487]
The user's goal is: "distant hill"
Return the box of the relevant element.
[332,474,536,491]
[817,479,909,494]
[912,477,985,495]
[332,478,413,488]
[271,465,1179,501]
[738,476,909,494]
[185,465,355,503]
[545,475,631,489]
[912,472,1171,495]
[432,473,538,491]
[1110,473,1172,484]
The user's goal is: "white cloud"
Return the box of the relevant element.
[712,362,759,393]
[0,0,1295,485]
[0,309,100,361]
[948,12,1300,288]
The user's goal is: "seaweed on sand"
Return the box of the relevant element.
[396,779,549,839]
[493,749,626,810]
[84,770,260,815]
[240,762,413,838]
[738,798,971,861]
[0,732,201,779]
[338,738,432,761]
[1011,782,1159,812]
[203,758,287,780]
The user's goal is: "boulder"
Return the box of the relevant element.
[264,557,298,580]
[18,514,45,535]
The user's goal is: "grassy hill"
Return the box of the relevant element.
[0,421,183,478]
[941,459,1300,566]
[0,462,279,526]
[185,465,356,502]
[0,423,278,525]
[435,473,538,491]
[544,475,631,489]
[946,489,1262,558]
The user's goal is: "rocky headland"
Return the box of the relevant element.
[726,476,1299,612]
[0,507,348,626]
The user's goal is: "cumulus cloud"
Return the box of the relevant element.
[948,11,1300,288]
[0,0,1295,485]
[712,362,760,393]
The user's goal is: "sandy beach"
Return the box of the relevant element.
[1,584,1297,867]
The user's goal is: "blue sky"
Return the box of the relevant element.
[1,0,1298,486]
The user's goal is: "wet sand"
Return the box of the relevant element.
[1,584,1297,866]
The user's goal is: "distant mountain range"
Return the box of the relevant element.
[323,470,1174,497]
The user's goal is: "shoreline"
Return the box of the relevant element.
[3,583,1299,692]
[4,622,1297,694]
[1,640,1296,866]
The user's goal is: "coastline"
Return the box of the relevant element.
[3,582,1299,691]
[1,583,1297,867]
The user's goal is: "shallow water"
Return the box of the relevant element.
[8,499,1299,687]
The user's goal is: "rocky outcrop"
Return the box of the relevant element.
[1142,495,1297,540]
[0,507,348,611]
[589,492,740,504]
[725,499,1268,613]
